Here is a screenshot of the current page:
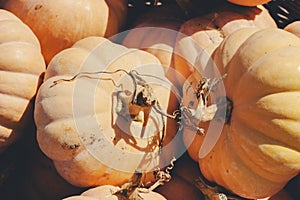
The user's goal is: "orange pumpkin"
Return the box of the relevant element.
[34,36,180,187]
[181,28,300,199]
[173,3,276,87]
[0,9,45,153]
[3,0,128,64]
[227,0,271,6]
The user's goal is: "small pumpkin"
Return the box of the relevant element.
[181,28,300,199]
[0,9,45,153]
[3,0,128,63]
[34,36,180,187]
[63,179,167,200]
[227,0,271,6]
[284,21,300,37]
[173,3,276,87]
[122,2,185,87]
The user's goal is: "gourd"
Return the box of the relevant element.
[3,0,128,63]
[0,9,45,153]
[173,3,276,87]
[181,28,300,198]
[227,0,271,6]
[122,2,185,87]
[63,180,167,200]
[34,36,180,187]
[284,21,300,37]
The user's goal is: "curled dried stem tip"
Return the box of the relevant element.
[113,156,176,200]
[146,156,176,191]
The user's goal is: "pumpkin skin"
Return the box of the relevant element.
[63,185,167,200]
[227,0,271,6]
[284,21,300,37]
[0,9,45,153]
[3,0,128,64]
[34,36,180,187]
[173,4,276,87]
[182,28,300,199]
[122,2,185,87]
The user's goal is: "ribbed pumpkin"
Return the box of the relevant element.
[227,0,271,6]
[122,2,185,87]
[63,184,167,200]
[0,9,45,153]
[284,21,300,37]
[34,36,180,187]
[3,0,128,64]
[182,28,300,199]
[173,3,276,87]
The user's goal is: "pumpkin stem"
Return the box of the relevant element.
[179,74,227,135]
[114,157,176,200]
[148,156,176,191]
[194,175,246,200]
[50,69,178,151]
[113,171,144,200]
[215,96,233,125]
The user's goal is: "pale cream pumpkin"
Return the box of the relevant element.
[0,9,45,153]
[34,36,180,187]
[173,4,277,87]
[122,2,185,87]
[181,28,300,198]
[63,184,167,200]
[284,21,300,37]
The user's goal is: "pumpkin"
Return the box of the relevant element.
[173,3,276,87]
[227,0,271,6]
[174,0,271,16]
[181,28,300,199]
[284,21,300,37]
[3,0,128,64]
[0,9,45,153]
[63,182,167,200]
[122,2,185,88]
[34,36,180,187]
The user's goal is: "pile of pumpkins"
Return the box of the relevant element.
[0,0,299,199]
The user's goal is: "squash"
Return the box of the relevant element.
[173,3,276,87]
[174,0,271,16]
[3,0,128,64]
[0,9,45,153]
[122,2,185,88]
[181,28,300,199]
[34,36,180,187]
[284,21,300,37]
[63,181,167,200]
[227,0,271,6]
